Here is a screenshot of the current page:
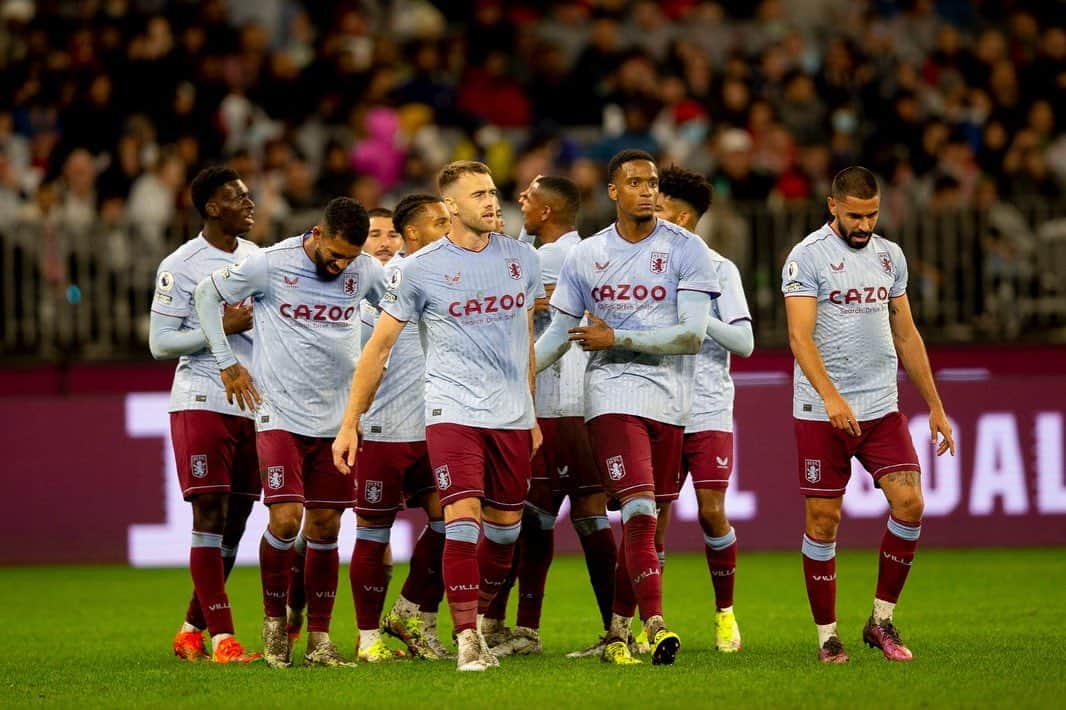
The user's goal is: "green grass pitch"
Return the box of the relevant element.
[3,548,1064,708]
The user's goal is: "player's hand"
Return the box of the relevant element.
[222,303,253,334]
[568,312,614,351]
[220,363,260,411]
[534,284,556,312]
[530,421,543,461]
[332,422,364,475]
[824,392,861,437]
[929,406,955,456]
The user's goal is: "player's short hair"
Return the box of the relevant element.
[658,165,712,218]
[368,207,393,219]
[535,176,581,225]
[437,160,491,193]
[393,194,444,234]
[190,166,242,218]
[323,197,371,246]
[606,149,656,183]
[831,166,879,201]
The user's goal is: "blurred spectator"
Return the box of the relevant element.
[127,149,185,251]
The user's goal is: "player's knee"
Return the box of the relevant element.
[698,509,730,538]
[304,509,342,539]
[192,494,227,533]
[620,496,657,523]
[483,518,522,545]
[569,493,606,519]
[890,490,925,521]
[807,508,842,539]
[525,503,557,531]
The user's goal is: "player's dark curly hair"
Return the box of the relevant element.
[190,166,241,218]
[606,149,656,183]
[658,165,712,218]
[393,194,444,235]
[536,176,581,224]
[323,197,370,246]
[831,166,879,200]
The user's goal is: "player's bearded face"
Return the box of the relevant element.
[365,217,402,264]
[611,160,659,223]
[830,194,880,249]
[313,234,362,280]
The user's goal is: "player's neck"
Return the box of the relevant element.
[615,214,657,243]
[448,225,491,252]
[536,223,574,245]
[201,224,239,253]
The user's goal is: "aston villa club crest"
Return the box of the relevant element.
[435,464,452,490]
[190,454,208,479]
[344,274,358,296]
[505,258,522,280]
[878,252,894,275]
[267,466,285,490]
[804,459,821,484]
[649,251,669,274]
[364,480,383,504]
[606,455,626,481]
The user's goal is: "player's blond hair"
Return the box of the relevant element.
[437,160,491,193]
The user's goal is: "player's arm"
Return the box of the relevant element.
[572,290,712,355]
[149,305,254,359]
[704,316,754,357]
[333,313,406,474]
[527,308,543,457]
[194,257,265,411]
[785,296,860,436]
[534,309,580,372]
[889,293,955,456]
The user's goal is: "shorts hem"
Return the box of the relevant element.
[483,497,527,511]
[353,504,403,515]
[182,484,231,500]
[439,489,485,506]
[799,487,846,498]
[305,498,357,509]
[264,494,305,505]
[692,479,729,491]
[872,463,921,480]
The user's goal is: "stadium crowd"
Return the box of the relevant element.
[0,0,1064,357]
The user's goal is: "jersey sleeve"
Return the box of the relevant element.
[677,238,720,296]
[360,256,388,308]
[889,243,908,297]
[152,259,196,319]
[537,242,569,286]
[781,244,820,298]
[548,250,586,318]
[381,260,424,323]
[526,247,543,309]
[212,249,269,304]
[715,260,752,323]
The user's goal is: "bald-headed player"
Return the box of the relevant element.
[334,161,543,672]
[536,150,720,666]
[654,165,752,653]
[350,194,455,662]
[783,166,954,663]
[484,176,618,659]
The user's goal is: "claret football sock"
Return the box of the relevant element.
[876,515,921,609]
[305,536,340,634]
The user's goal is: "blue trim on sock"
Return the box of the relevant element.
[445,520,481,545]
[573,515,610,536]
[263,529,295,551]
[428,520,446,535]
[355,526,391,544]
[887,516,921,541]
[620,498,656,523]
[704,527,737,550]
[293,533,307,554]
[220,545,236,559]
[191,531,222,548]
[483,520,522,544]
[802,534,836,562]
